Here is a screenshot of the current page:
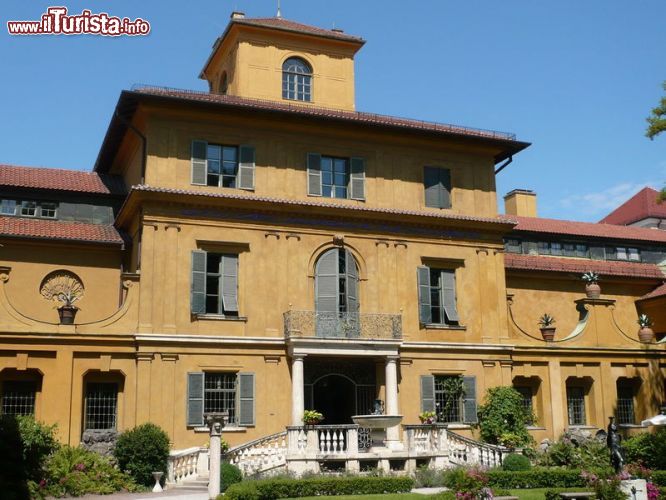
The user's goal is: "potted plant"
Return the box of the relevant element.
[302,410,324,426]
[638,314,654,343]
[538,313,556,341]
[582,271,601,299]
[419,411,437,424]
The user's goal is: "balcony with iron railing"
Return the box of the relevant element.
[283,311,402,341]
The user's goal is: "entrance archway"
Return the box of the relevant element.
[313,374,356,425]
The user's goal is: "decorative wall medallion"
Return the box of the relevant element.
[40,271,84,324]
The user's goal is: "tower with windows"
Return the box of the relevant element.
[199,12,365,111]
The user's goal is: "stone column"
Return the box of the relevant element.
[291,354,306,426]
[207,412,228,500]
[385,356,402,449]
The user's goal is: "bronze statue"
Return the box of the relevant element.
[607,416,624,473]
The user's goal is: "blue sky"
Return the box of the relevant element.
[1,1,664,221]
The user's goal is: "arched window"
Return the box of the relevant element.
[282,57,312,102]
[314,248,359,338]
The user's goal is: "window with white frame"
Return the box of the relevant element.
[282,57,312,102]
[190,141,255,190]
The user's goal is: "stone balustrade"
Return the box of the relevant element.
[167,447,207,484]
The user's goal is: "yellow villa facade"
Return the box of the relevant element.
[1,13,665,474]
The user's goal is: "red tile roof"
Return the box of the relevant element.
[232,17,364,44]
[130,184,515,226]
[501,214,666,244]
[0,216,124,245]
[639,282,666,301]
[0,164,126,195]
[504,253,664,279]
[130,86,522,143]
[599,187,666,225]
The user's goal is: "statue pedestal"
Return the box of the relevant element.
[620,479,647,500]
[206,412,228,500]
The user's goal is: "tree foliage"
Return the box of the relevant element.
[476,386,535,448]
[646,81,666,140]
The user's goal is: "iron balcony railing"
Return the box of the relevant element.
[283,311,402,340]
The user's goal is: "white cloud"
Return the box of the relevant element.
[559,180,660,218]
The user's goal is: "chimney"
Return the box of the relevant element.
[504,189,537,217]
[231,11,245,19]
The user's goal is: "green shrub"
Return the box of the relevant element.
[502,453,531,471]
[222,476,415,500]
[651,471,666,486]
[414,464,442,487]
[486,468,586,488]
[114,423,170,487]
[537,434,611,470]
[429,492,456,500]
[0,415,60,499]
[39,445,139,497]
[476,386,535,448]
[625,429,666,470]
[221,462,243,492]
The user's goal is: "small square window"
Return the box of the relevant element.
[550,242,563,256]
[40,203,57,219]
[505,239,522,253]
[1,200,17,215]
[20,201,37,217]
[537,242,550,255]
[616,247,628,260]
[628,248,640,261]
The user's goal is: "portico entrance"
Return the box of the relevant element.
[304,359,376,424]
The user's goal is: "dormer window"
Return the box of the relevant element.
[282,57,312,102]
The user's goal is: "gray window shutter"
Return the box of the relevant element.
[307,153,322,196]
[315,249,339,313]
[191,140,208,186]
[349,157,366,200]
[238,372,255,426]
[424,166,441,208]
[191,250,207,315]
[439,168,451,209]
[238,145,255,190]
[220,254,239,313]
[417,266,432,324]
[440,270,459,323]
[421,375,435,413]
[187,372,205,427]
[462,376,477,424]
[345,249,359,314]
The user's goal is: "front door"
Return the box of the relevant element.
[313,374,356,425]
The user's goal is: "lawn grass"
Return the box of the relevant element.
[289,495,426,500]
[508,488,592,500]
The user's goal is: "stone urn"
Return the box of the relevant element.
[540,327,556,342]
[57,305,78,325]
[585,282,601,299]
[638,326,654,343]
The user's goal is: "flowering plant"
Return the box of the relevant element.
[581,470,625,500]
[419,411,437,424]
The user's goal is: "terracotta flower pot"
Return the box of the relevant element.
[585,282,601,299]
[638,327,654,343]
[540,327,556,342]
[57,305,78,325]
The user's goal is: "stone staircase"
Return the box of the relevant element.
[167,426,507,482]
